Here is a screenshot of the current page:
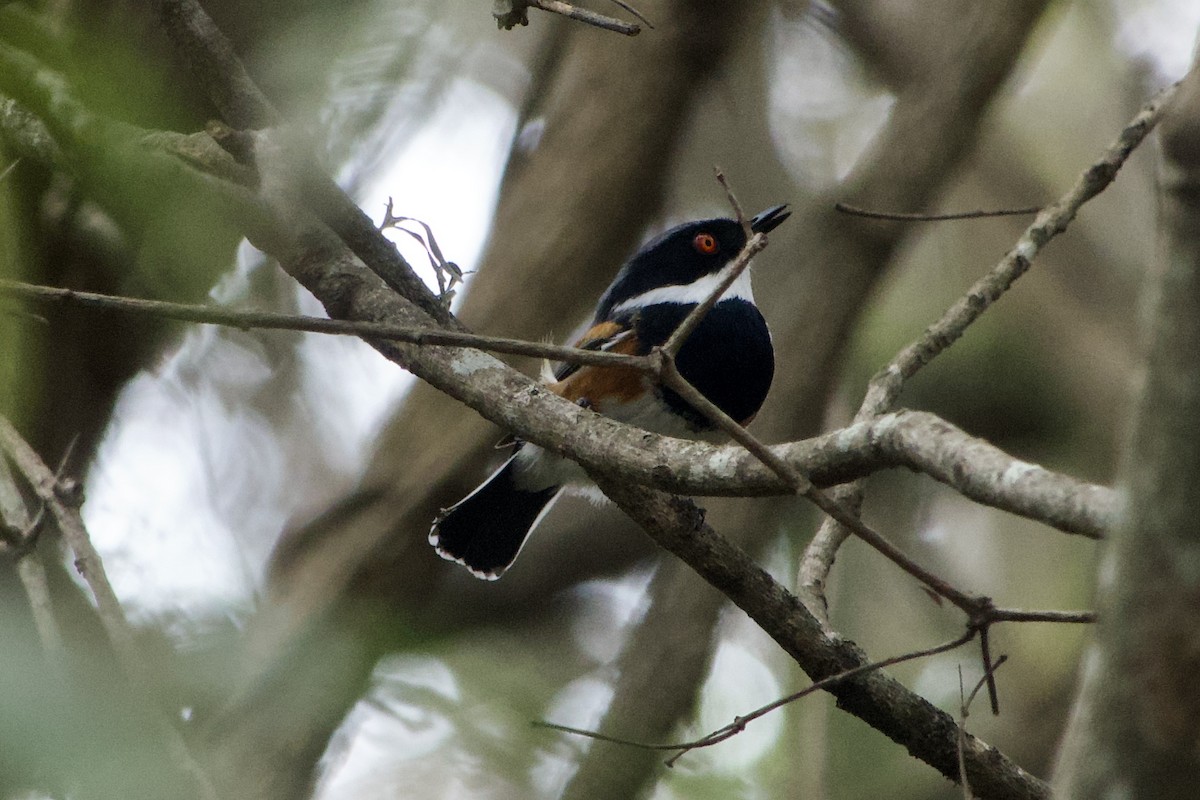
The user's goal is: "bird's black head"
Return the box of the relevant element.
[594,205,790,321]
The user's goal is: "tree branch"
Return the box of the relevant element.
[588,475,1049,800]
[493,0,642,36]
[0,454,63,660]
[155,0,458,328]
[834,201,1042,222]
[0,278,641,370]
[539,629,978,760]
[155,0,278,128]
[801,77,1180,608]
[0,280,1114,537]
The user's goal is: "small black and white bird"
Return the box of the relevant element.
[430,204,790,579]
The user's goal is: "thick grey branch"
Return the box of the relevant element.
[588,476,1049,800]
[0,279,1113,536]
[155,0,457,327]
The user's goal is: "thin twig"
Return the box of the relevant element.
[644,182,987,616]
[873,78,1179,417]
[957,667,973,800]
[965,654,1009,711]
[988,608,1096,624]
[0,279,649,371]
[715,167,749,235]
[659,173,765,356]
[657,354,985,616]
[958,654,1010,800]
[537,594,1073,766]
[536,630,976,760]
[0,455,63,659]
[606,0,652,28]
[665,628,978,765]
[978,626,1000,715]
[834,202,1041,222]
[0,280,1118,538]
[530,0,641,35]
[659,233,768,357]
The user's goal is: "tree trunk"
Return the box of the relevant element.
[1051,56,1200,800]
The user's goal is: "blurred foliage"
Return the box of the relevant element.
[0,152,37,429]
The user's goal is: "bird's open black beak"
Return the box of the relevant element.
[749,204,791,234]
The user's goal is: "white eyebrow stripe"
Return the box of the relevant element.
[611,268,754,315]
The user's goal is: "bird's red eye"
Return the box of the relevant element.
[693,233,718,254]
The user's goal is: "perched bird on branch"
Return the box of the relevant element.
[431,204,790,579]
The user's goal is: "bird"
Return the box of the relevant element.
[430,204,790,579]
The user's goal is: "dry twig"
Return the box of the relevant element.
[0,454,62,659]
[0,278,637,369]
[493,0,643,36]
[958,656,1011,800]
[0,279,1115,537]
[834,202,1041,222]
[537,629,977,761]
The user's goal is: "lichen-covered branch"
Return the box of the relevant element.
[0,273,1123,539]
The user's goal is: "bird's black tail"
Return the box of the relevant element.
[430,454,560,580]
